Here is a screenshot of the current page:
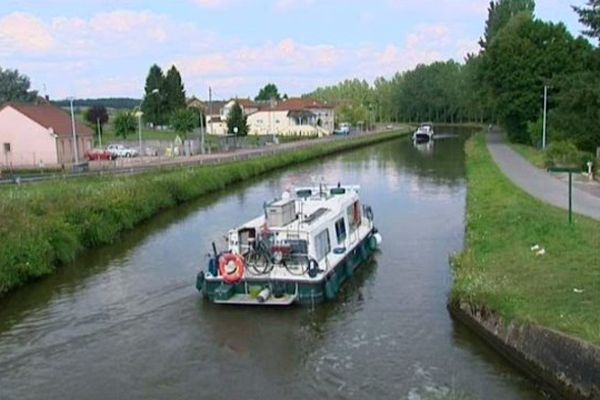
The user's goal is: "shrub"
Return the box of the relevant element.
[543,141,580,168]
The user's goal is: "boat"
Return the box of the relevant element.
[412,123,434,143]
[196,184,382,306]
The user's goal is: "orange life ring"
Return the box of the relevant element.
[219,253,245,284]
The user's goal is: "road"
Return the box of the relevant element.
[486,131,600,221]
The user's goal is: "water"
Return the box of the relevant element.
[0,129,545,399]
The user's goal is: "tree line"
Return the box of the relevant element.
[307,0,600,153]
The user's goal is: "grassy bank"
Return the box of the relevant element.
[0,131,406,295]
[452,133,600,345]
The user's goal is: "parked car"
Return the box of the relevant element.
[85,149,114,161]
[106,144,139,158]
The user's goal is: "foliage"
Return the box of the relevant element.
[452,134,600,345]
[480,14,593,142]
[227,101,249,136]
[170,108,197,138]
[164,66,186,114]
[113,111,137,139]
[479,0,535,50]
[53,98,140,109]
[84,105,109,135]
[548,70,600,152]
[526,117,543,147]
[0,130,406,295]
[141,64,166,126]
[255,83,281,101]
[573,0,600,41]
[543,141,585,169]
[0,67,38,103]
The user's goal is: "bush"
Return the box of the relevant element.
[543,141,580,168]
[526,117,543,147]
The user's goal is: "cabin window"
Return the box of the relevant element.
[3,143,10,153]
[314,229,331,261]
[335,218,346,244]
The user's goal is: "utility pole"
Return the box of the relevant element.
[209,86,214,136]
[200,109,205,154]
[69,97,79,164]
[96,118,102,148]
[542,85,548,150]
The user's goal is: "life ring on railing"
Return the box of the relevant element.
[219,253,245,285]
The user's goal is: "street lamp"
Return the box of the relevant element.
[134,110,144,156]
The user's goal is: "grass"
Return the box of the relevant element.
[508,142,545,168]
[0,130,407,295]
[451,133,600,345]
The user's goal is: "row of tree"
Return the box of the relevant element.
[306,0,600,152]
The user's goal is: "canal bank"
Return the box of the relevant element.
[451,133,600,399]
[0,130,407,296]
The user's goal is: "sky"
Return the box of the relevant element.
[0,0,589,100]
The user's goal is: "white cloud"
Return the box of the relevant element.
[191,0,233,8]
[0,12,56,54]
[274,0,316,11]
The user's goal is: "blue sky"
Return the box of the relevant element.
[0,0,589,100]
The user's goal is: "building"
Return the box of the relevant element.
[0,102,94,168]
[206,98,335,137]
[247,98,334,136]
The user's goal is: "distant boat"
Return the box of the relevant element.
[412,123,434,143]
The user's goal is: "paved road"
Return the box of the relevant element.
[486,132,600,221]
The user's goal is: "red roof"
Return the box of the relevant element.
[263,98,333,112]
[1,102,94,137]
[237,99,257,108]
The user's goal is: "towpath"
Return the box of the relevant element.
[486,131,600,221]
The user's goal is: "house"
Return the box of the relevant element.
[247,98,335,136]
[0,102,94,168]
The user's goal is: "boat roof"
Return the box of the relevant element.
[233,185,361,234]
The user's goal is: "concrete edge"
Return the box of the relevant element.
[448,301,600,400]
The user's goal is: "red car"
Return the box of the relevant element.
[85,149,114,161]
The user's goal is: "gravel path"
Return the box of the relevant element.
[486,132,600,221]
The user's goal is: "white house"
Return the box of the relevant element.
[247,98,334,136]
[0,102,94,168]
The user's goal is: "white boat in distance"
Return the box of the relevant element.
[413,123,434,143]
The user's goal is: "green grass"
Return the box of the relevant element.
[0,130,407,295]
[452,133,600,345]
[508,143,545,168]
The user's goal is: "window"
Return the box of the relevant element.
[314,229,331,260]
[335,218,346,244]
[3,143,10,153]
[347,202,360,232]
[275,120,280,124]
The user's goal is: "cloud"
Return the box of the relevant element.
[0,12,56,54]
[191,0,233,8]
[274,0,316,11]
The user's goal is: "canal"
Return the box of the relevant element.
[0,130,544,399]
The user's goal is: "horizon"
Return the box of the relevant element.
[0,0,589,100]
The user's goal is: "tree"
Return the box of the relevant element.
[113,112,136,139]
[573,0,600,41]
[164,65,186,114]
[227,101,248,136]
[84,105,109,136]
[255,83,281,101]
[0,67,38,103]
[141,64,165,126]
[480,14,593,142]
[170,108,197,138]
[548,71,600,152]
[479,0,536,50]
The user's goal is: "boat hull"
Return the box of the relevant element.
[196,229,379,306]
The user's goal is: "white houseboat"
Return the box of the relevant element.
[196,184,382,306]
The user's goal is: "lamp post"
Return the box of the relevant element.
[69,97,79,164]
[134,110,143,156]
[542,85,551,150]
